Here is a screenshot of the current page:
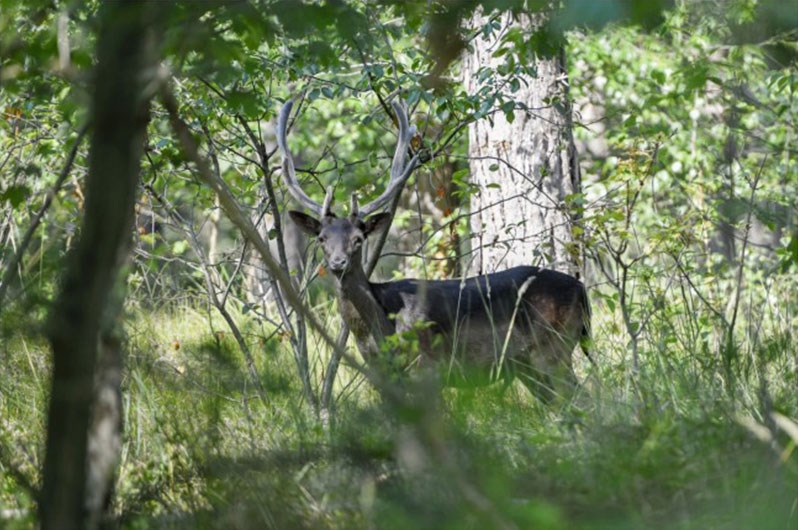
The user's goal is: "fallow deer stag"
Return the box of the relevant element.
[277,99,591,402]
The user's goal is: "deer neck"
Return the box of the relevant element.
[335,261,395,356]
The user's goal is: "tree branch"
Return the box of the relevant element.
[0,124,88,312]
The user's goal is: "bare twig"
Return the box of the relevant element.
[159,81,388,406]
[0,124,89,311]
[235,115,314,407]
[143,183,267,399]
[726,156,766,365]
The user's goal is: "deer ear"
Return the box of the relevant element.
[289,211,322,236]
[363,212,392,236]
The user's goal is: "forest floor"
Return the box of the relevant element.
[1,303,796,529]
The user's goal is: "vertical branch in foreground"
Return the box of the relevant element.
[238,117,314,409]
[160,88,349,410]
[724,157,765,387]
[320,187,406,420]
[40,3,160,528]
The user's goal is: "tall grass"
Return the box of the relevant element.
[1,265,796,528]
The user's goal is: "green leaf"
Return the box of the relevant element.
[0,185,30,208]
[606,298,615,313]
[501,100,515,123]
[779,233,798,271]
[226,90,260,117]
[172,240,189,255]
[452,168,470,182]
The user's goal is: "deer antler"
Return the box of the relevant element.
[349,192,359,218]
[358,100,419,217]
[277,98,419,218]
[277,99,327,217]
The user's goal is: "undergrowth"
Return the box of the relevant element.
[1,296,795,529]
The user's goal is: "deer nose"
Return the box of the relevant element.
[328,256,348,272]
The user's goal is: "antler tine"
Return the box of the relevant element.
[276,99,325,217]
[322,187,334,217]
[389,99,413,182]
[359,99,420,217]
[350,192,359,218]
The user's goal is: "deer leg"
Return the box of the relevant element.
[497,376,513,396]
[515,338,578,404]
[511,353,555,403]
[548,355,578,401]
[516,366,556,404]
[552,326,581,392]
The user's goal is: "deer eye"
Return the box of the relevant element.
[351,235,364,247]
[317,235,327,243]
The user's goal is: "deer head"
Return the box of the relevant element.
[288,193,392,275]
[277,99,417,276]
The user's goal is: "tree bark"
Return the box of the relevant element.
[40,3,159,528]
[463,8,581,277]
[84,333,124,529]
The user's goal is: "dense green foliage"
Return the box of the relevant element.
[1,1,796,528]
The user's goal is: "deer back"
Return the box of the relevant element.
[370,266,588,366]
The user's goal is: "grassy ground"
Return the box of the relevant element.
[0,292,796,529]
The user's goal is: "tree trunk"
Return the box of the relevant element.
[463,8,581,277]
[40,3,159,528]
[85,332,124,529]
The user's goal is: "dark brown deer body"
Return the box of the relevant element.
[279,99,591,402]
